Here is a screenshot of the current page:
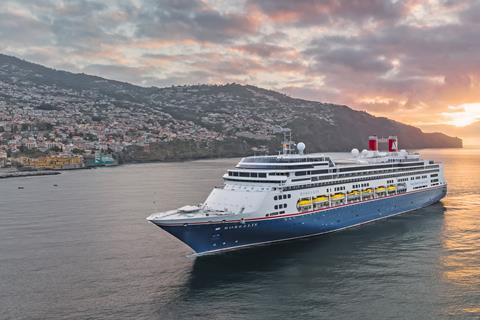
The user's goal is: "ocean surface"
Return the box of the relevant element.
[0,149,479,320]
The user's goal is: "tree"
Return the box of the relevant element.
[49,145,63,153]
[72,148,85,154]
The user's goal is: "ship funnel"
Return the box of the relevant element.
[368,136,378,151]
[388,136,398,152]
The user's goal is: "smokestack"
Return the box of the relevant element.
[368,136,378,151]
[388,136,398,152]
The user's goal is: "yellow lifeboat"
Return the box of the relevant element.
[387,185,396,192]
[331,193,345,200]
[363,188,373,194]
[375,186,386,193]
[313,195,329,203]
[348,190,360,196]
[297,199,312,207]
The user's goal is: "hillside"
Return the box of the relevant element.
[0,53,462,162]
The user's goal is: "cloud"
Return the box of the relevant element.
[134,0,259,43]
[247,0,409,27]
[1,0,480,142]
[233,43,290,57]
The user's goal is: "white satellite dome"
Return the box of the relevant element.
[399,149,407,157]
[297,142,306,154]
[361,149,368,156]
[351,148,359,157]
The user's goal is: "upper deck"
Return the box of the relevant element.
[223,136,439,189]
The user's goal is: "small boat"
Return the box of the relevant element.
[375,186,386,193]
[348,190,360,196]
[297,199,313,207]
[313,195,328,203]
[387,185,396,192]
[363,188,373,194]
[331,193,345,200]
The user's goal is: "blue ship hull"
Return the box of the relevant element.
[153,186,447,255]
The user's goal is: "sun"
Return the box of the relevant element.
[443,103,480,127]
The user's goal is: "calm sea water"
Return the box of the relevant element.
[0,149,479,320]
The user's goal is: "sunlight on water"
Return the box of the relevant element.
[420,149,480,318]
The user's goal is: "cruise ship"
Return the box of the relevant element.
[147,134,447,255]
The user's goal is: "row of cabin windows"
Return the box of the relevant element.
[431,179,439,183]
[295,169,329,176]
[242,157,327,163]
[337,166,435,178]
[229,165,439,180]
[398,177,409,182]
[267,211,285,217]
[274,203,288,210]
[282,169,439,192]
[309,165,438,181]
[411,175,428,180]
[274,194,291,200]
[228,171,267,178]
[238,165,314,170]
[413,185,428,190]
[387,179,394,184]
[338,162,426,172]
[431,173,438,177]
[334,186,346,192]
[353,183,370,189]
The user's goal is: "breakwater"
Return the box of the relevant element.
[0,170,61,179]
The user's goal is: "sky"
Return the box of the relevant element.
[1,0,480,144]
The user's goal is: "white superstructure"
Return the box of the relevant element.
[148,136,446,225]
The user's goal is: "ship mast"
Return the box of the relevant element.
[281,128,294,155]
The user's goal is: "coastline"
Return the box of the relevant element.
[0,146,472,178]
[0,170,61,179]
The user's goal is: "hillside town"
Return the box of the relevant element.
[0,81,284,169]
[0,54,462,171]
[0,58,315,169]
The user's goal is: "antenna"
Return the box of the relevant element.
[273,127,294,155]
[282,129,293,155]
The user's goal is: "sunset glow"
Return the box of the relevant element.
[443,104,480,127]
